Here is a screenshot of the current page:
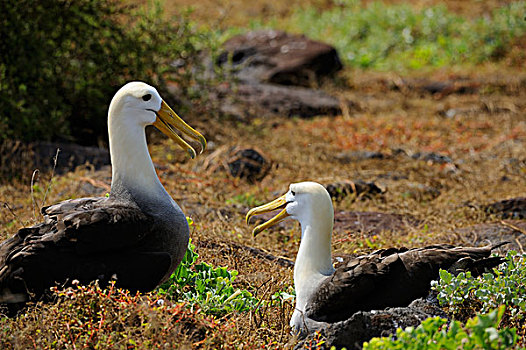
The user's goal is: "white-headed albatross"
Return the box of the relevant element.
[0,82,206,313]
[246,181,507,334]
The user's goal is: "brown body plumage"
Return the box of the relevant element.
[0,82,206,314]
[0,198,170,304]
[306,243,506,323]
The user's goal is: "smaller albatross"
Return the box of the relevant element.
[0,82,206,314]
[246,181,507,334]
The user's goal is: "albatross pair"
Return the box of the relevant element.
[0,82,205,312]
[247,182,506,334]
[0,82,507,333]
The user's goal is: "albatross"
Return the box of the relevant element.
[0,82,206,313]
[246,181,506,334]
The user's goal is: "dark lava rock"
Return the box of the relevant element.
[334,150,388,163]
[1,140,110,179]
[227,148,271,183]
[376,172,409,181]
[325,180,384,201]
[201,146,271,183]
[455,221,526,252]
[333,211,422,236]
[35,142,110,171]
[200,30,351,120]
[248,210,421,237]
[216,82,346,120]
[218,30,342,86]
[394,78,480,97]
[484,197,526,219]
[295,298,447,350]
[411,151,453,164]
[403,182,442,201]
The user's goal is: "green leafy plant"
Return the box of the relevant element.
[433,250,526,321]
[364,306,517,350]
[270,288,295,307]
[158,239,258,317]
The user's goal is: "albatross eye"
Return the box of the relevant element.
[291,190,296,196]
[142,94,152,101]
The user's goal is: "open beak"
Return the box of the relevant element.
[246,194,290,237]
[152,100,207,159]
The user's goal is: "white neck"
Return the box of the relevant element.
[108,111,166,201]
[294,210,335,310]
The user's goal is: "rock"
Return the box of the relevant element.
[484,197,526,219]
[410,152,453,164]
[393,78,480,97]
[402,182,442,201]
[334,150,388,163]
[246,210,421,239]
[376,172,409,181]
[325,180,385,201]
[217,30,342,86]
[295,298,447,350]
[200,146,271,183]
[245,209,421,239]
[35,142,110,171]
[216,82,346,120]
[228,148,271,183]
[0,140,110,179]
[198,30,351,120]
[455,221,526,252]
[333,211,422,236]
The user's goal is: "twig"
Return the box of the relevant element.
[78,177,111,192]
[30,169,40,220]
[2,202,22,225]
[340,96,351,120]
[41,148,60,209]
[499,220,526,236]
[514,237,524,254]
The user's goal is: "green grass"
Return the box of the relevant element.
[251,0,526,70]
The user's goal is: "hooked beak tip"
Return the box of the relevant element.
[245,210,255,225]
[198,136,207,154]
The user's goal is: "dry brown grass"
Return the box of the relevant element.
[1,64,525,347]
[1,0,526,347]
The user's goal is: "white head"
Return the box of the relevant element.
[108,81,206,159]
[108,82,206,199]
[246,181,334,236]
[108,81,162,128]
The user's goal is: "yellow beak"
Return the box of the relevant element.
[246,194,290,237]
[152,100,207,159]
